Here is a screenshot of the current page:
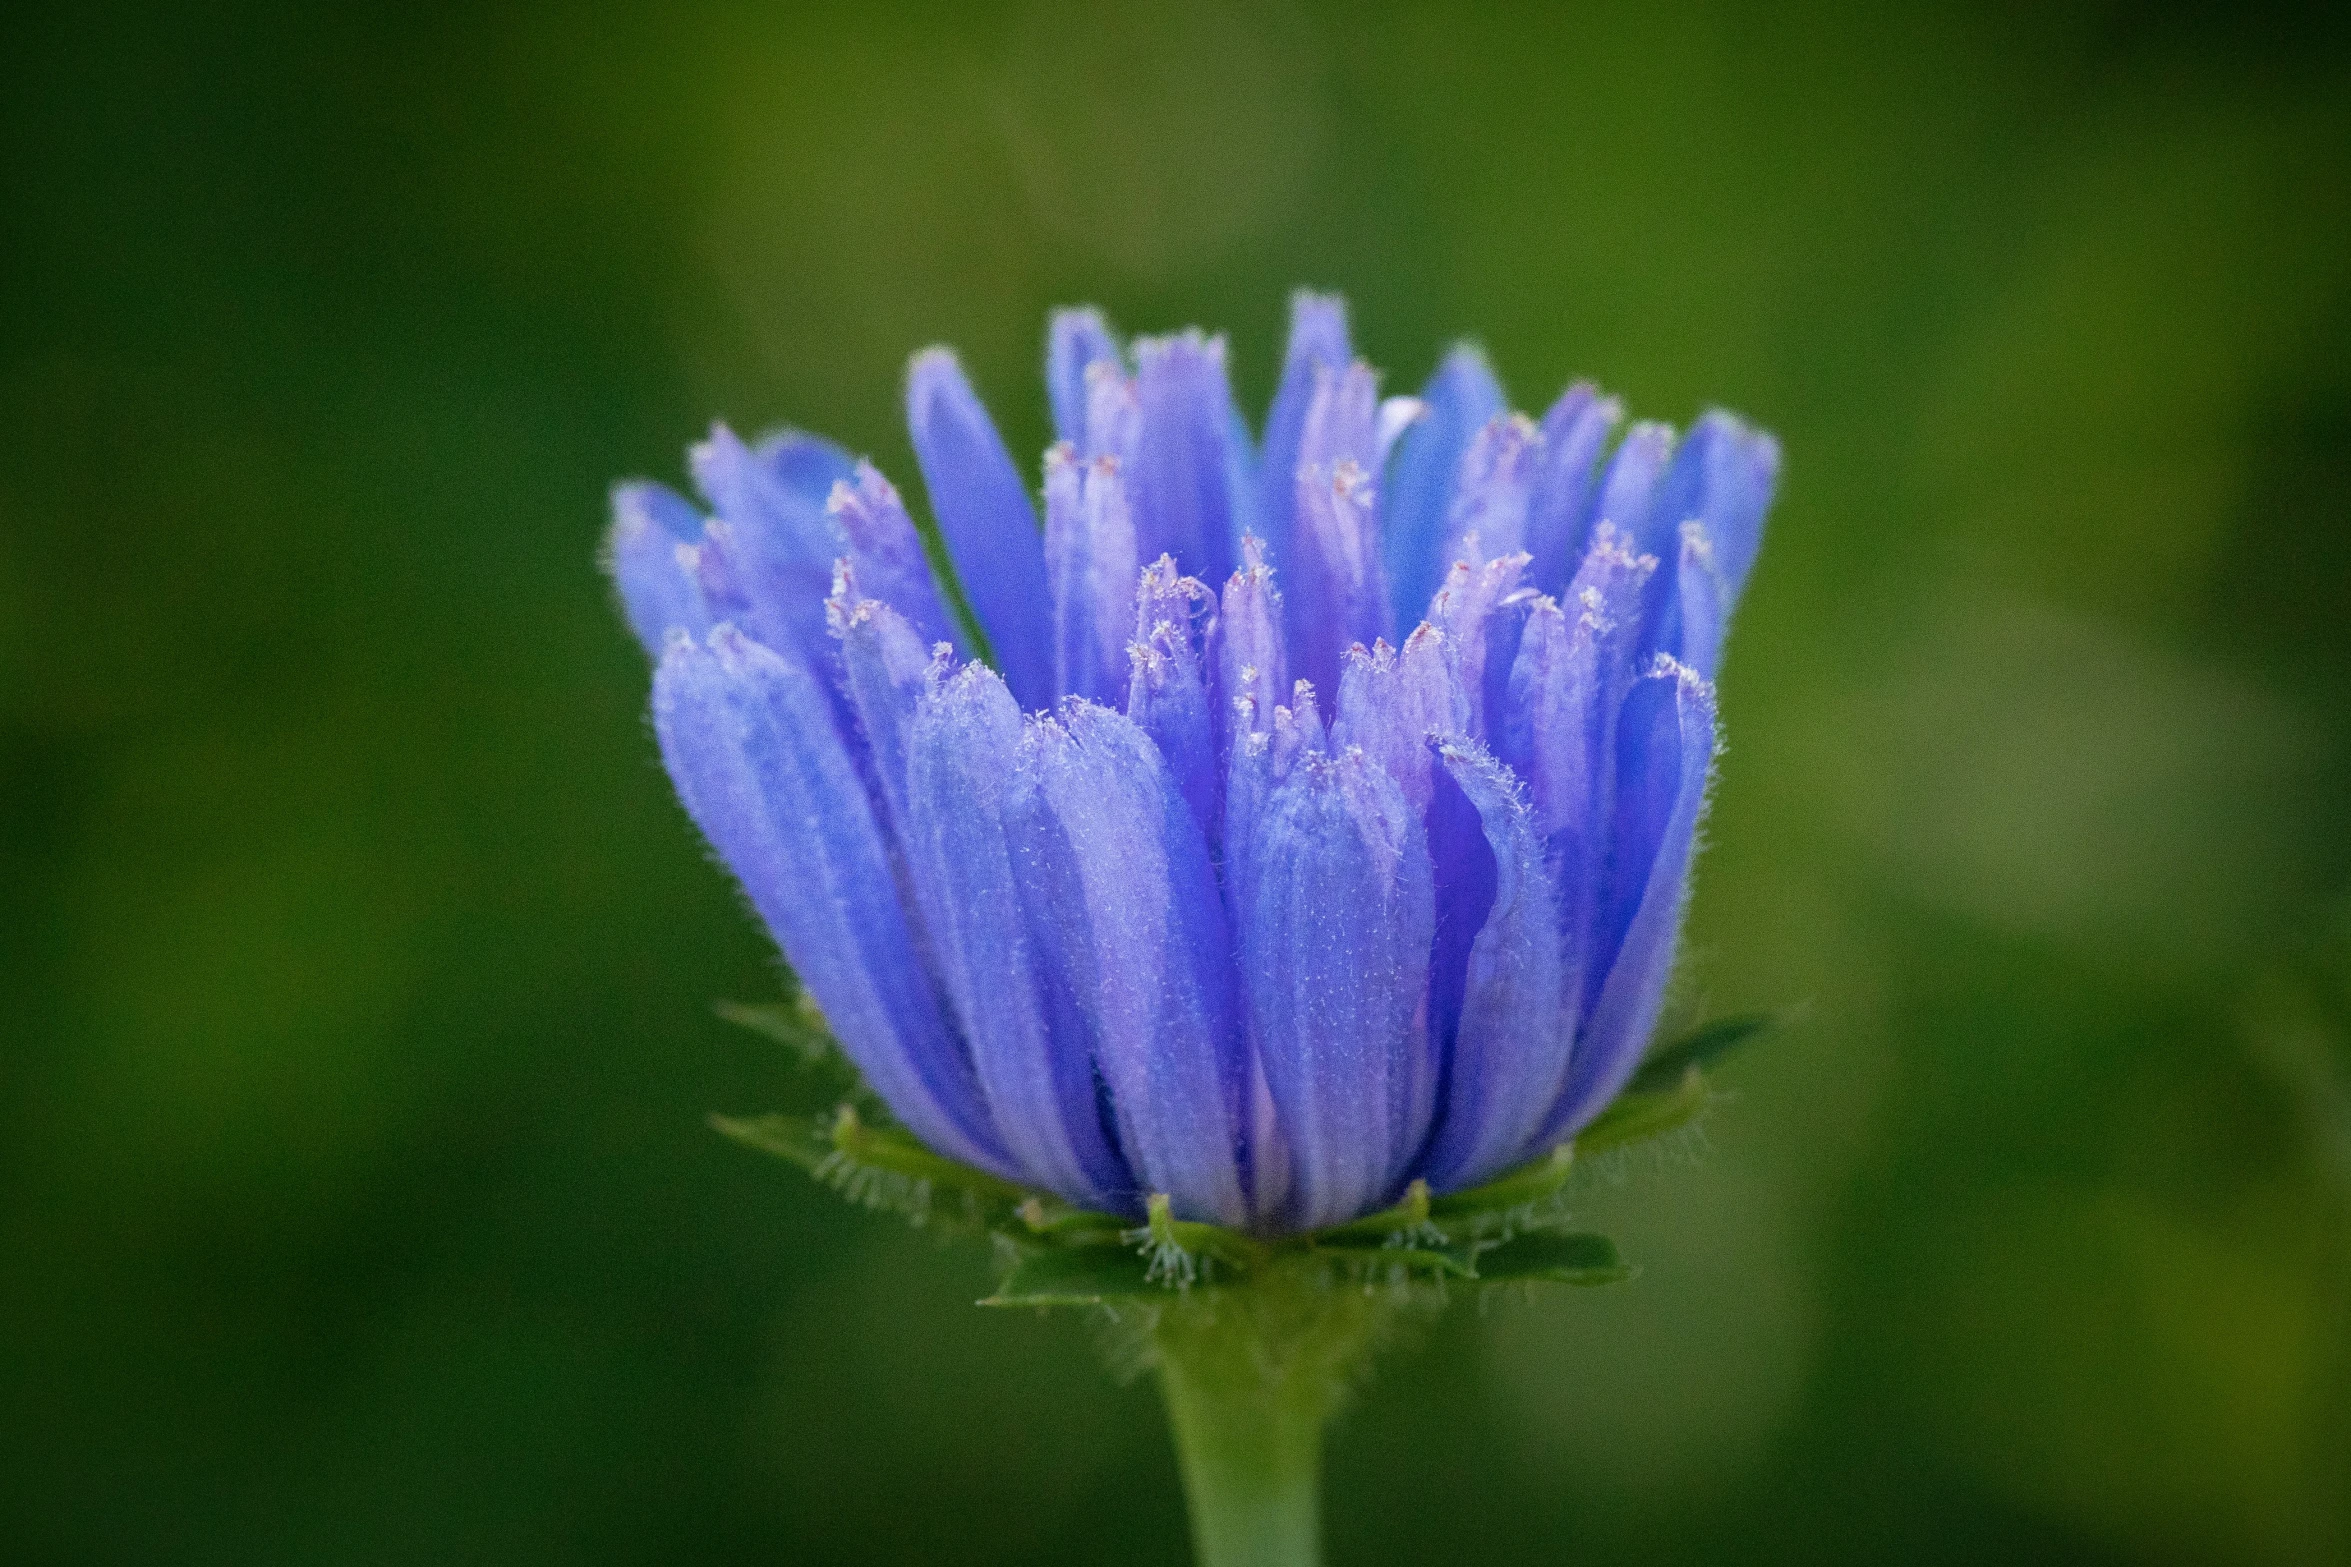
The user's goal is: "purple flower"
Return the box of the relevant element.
[607,294,1777,1233]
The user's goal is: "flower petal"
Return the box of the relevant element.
[1443,413,1542,564]
[1593,420,1676,558]
[1501,528,1656,842]
[1047,307,1122,449]
[1215,536,1287,751]
[826,572,937,841]
[1255,292,1352,567]
[1288,361,1393,694]
[1044,444,1141,707]
[1424,547,1533,741]
[605,481,713,655]
[1500,529,1658,1013]
[1240,748,1435,1230]
[1644,410,1780,601]
[1635,411,1782,674]
[688,424,856,673]
[1522,383,1623,598]
[1130,331,1248,588]
[1670,522,1725,680]
[1545,657,1718,1139]
[1330,624,1469,815]
[1420,740,1569,1190]
[653,627,1007,1177]
[827,461,961,654]
[1382,344,1505,630]
[905,663,1128,1202]
[906,349,1055,707]
[1020,703,1248,1224]
[1126,556,1222,843]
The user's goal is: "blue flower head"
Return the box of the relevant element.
[609,295,1777,1234]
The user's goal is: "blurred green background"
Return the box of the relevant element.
[6,1,2349,1561]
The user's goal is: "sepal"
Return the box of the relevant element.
[1463,1230,1629,1286]
[1625,1010,1775,1095]
[1572,1008,1781,1156]
[1570,1069,1712,1159]
[981,1245,1162,1308]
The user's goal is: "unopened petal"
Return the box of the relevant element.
[1216,536,1287,752]
[1443,412,1542,564]
[1044,445,1141,706]
[1636,411,1781,674]
[1330,624,1469,814]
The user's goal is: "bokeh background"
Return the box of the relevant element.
[6,1,2349,1562]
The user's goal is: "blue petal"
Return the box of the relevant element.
[905,349,1056,708]
[1330,624,1469,814]
[1130,331,1246,589]
[1499,530,1658,1003]
[1382,345,1505,630]
[1288,362,1394,695]
[905,663,1128,1203]
[1240,748,1435,1230]
[754,428,862,506]
[1595,420,1676,559]
[1255,292,1352,568]
[1643,410,1779,601]
[1019,702,1248,1224]
[1423,548,1533,741]
[606,481,713,655]
[1270,683,1330,796]
[688,424,855,673]
[1522,384,1623,598]
[827,461,962,654]
[1043,444,1140,707]
[1224,400,1263,552]
[1047,307,1122,448]
[1544,658,1717,1138]
[1635,412,1781,673]
[1221,676,1329,982]
[1082,358,1140,463]
[1442,413,1541,563]
[1420,741,1569,1190]
[1327,625,1478,1135]
[1126,556,1222,843]
[1670,523,1725,680]
[653,627,1008,1176]
[827,576,938,841]
[1214,536,1287,751]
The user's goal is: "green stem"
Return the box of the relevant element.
[1157,1334,1326,1567]
[1150,1266,1394,1567]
